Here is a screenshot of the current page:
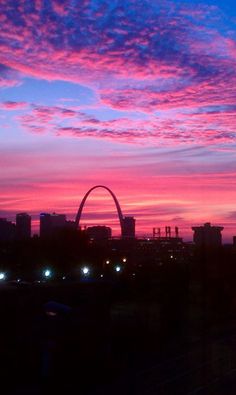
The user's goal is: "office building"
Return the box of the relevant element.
[122,217,136,238]
[86,226,112,240]
[16,213,31,239]
[0,218,16,242]
[192,222,224,247]
[40,213,67,238]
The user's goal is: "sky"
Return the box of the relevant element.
[0,0,236,241]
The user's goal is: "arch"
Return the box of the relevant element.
[75,185,124,234]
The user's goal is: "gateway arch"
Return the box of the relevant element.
[75,185,124,235]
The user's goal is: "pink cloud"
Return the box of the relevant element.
[0,1,229,88]
[0,101,28,110]
[100,72,236,112]
[15,103,236,146]
[225,38,236,59]
[0,0,235,132]
[0,77,20,88]
[52,0,70,16]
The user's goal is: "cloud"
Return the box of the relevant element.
[0,1,236,151]
[0,0,235,146]
[100,70,236,111]
[15,102,236,146]
[0,101,28,110]
[0,1,235,89]
[0,64,22,88]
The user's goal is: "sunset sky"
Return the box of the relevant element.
[0,0,236,241]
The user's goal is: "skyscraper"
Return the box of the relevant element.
[16,213,31,240]
[40,213,67,238]
[122,217,136,238]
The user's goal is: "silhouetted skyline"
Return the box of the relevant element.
[1,1,236,241]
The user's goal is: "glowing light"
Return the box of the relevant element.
[62,276,66,280]
[82,266,89,275]
[0,273,5,280]
[170,255,174,259]
[100,274,104,278]
[44,269,51,278]
[122,258,127,263]
[106,260,110,265]
[46,311,57,317]
[115,266,121,272]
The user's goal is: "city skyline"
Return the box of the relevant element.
[1,0,236,242]
[0,203,233,244]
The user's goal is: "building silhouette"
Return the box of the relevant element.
[40,213,67,238]
[0,218,16,242]
[86,226,112,240]
[65,220,76,229]
[136,236,187,265]
[192,222,224,247]
[122,217,136,238]
[16,213,31,240]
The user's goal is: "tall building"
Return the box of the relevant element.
[0,218,16,242]
[192,222,224,247]
[122,217,136,238]
[40,213,67,238]
[40,213,51,238]
[16,213,31,240]
[86,226,112,240]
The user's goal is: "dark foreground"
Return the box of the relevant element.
[1,278,236,395]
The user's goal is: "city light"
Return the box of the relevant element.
[115,266,121,272]
[0,273,5,280]
[43,269,52,278]
[81,266,90,275]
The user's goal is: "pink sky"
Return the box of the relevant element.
[0,0,236,242]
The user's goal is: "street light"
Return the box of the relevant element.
[122,257,127,263]
[115,265,121,273]
[43,269,52,278]
[81,266,90,275]
[0,272,5,280]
